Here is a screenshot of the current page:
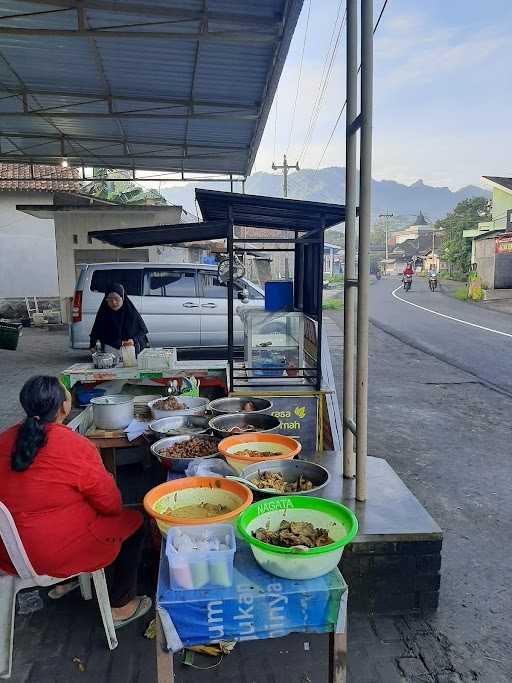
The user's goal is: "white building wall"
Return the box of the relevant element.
[54,205,183,319]
[0,191,58,297]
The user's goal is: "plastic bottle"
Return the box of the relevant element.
[121,340,136,367]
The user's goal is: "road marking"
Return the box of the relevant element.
[391,285,512,339]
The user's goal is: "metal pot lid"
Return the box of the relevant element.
[91,394,133,406]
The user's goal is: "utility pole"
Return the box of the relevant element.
[379,211,393,265]
[272,154,299,198]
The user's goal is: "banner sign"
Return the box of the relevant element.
[495,234,512,254]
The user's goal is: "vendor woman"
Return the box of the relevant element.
[90,283,148,355]
[0,376,151,628]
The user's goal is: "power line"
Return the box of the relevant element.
[286,0,311,157]
[316,0,390,169]
[296,0,346,165]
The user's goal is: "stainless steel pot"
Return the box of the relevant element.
[208,397,273,415]
[238,459,330,497]
[92,350,118,369]
[209,412,280,438]
[91,394,134,430]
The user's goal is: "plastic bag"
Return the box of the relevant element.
[185,457,234,478]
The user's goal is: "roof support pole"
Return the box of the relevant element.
[342,0,358,480]
[355,0,374,502]
[227,209,234,392]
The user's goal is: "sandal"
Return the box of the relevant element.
[113,595,152,630]
[48,580,80,600]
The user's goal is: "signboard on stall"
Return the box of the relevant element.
[495,233,512,253]
[264,394,320,454]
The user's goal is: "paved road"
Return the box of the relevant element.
[370,276,512,394]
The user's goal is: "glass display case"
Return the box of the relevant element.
[239,309,304,382]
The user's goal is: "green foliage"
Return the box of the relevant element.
[453,286,469,301]
[322,298,344,311]
[470,286,484,301]
[326,274,344,283]
[439,197,490,276]
[82,168,167,205]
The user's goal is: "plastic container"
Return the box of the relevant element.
[265,280,293,311]
[121,340,137,367]
[218,433,301,474]
[237,496,358,580]
[0,320,22,351]
[166,524,236,590]
[143,476,253,536]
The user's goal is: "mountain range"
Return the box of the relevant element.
[161,167,489,224]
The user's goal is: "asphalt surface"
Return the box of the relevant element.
[370,276,512,395]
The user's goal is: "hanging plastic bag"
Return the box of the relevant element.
[185,457,234,478]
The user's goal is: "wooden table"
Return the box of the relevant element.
[87,434,148,479]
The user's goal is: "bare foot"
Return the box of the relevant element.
[111,596,149,621]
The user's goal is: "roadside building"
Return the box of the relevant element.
[472,230,512,291]
[392,211,431,246]
[463,176,512,262]
[17,190,191,321]
[0,163,79,299]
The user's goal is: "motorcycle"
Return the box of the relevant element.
[403,274,412,292]
[428,274,438,292]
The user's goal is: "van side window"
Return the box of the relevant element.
[200,273,264,299]
[90,269,142,296]
[145,270,197,297]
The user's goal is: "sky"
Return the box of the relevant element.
[251,0,512,191]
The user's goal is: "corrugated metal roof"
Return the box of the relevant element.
[0,0,303,177]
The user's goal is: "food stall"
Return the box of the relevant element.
[78,190,353,682]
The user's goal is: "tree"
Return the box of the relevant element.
[438,197,490,276]
[82,168,167,205]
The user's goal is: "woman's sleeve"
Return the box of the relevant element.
[78,440,122,516]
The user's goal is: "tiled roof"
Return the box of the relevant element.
[0,163,80,193]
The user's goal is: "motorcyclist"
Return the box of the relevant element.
[402,262,414,278]
[428,264,437,279]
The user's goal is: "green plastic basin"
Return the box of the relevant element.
[237,496,358,580]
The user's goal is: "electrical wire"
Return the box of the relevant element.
[316,0,390,169]
[286,0,311,157]
[298,1,346,166]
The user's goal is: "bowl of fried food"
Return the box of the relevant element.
[237,459,330,498]
[148,395,209,420]
[151,434,220,472]
[208,412,280,439]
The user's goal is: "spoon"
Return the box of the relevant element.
[226,475,278,495]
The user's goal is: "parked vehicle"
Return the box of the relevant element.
[428,274,438,292]
[71,263,264,350]
[403,274,412,292]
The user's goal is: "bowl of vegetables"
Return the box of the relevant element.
[237,496,358,580]
[237,459,330,497]
[218,433,301,474]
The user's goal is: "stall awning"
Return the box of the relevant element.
[0,1,303,177]
[196,189,346,230]
[89,220,228,248]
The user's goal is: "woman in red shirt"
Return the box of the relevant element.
[0,376,151,628]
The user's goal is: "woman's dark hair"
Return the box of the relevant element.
[11,376,66,472]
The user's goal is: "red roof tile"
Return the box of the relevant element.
[0,163,80,192]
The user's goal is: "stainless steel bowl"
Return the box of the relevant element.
[150,434,220,472]
[208,397,273,415]
[209,412,280,439]
[238,459,330,497]
[149,416,209,438]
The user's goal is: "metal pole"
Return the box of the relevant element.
[283,154,288,197]
[342,0,357,479]
[355,0,373,502]
[227,209,234,392]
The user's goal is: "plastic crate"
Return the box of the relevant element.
[0,320,22,351]
[166,524,236,590]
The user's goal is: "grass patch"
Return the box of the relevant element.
[453,286,468,301]
[322,298,344,311]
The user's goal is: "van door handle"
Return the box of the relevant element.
[182,302,199,308]
[201,303,217,309]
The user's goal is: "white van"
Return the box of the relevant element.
[71,263,264,350]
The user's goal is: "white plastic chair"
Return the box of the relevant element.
[0,501,118,679]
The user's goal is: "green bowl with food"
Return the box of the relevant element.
[237,496,358,580]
